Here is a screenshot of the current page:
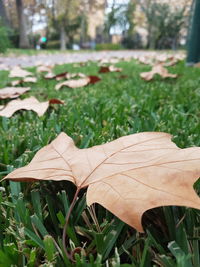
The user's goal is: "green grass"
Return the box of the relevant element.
[0,59,200,266]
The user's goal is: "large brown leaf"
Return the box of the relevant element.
[3,132,200,231]
[0,87,30,99]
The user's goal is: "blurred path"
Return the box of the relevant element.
[0,50,159,70]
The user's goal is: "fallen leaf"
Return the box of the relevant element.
[194,62,200,68]
[0,96,49,117]
[49,98,64,104]
[9,66,33,78]
[140,64,177,81]
[44,72,86,81]
[36,65,53,73]
[99,58,120,64]
[138,56,153,65]
[11,77,37,86]
[87,76,101,84]
[66,73,86,80]
[3,132,200,232]
[0,87,30,99]
[55,76,100,90]
[99,65,122,73]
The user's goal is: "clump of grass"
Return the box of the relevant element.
[0,59,199,266]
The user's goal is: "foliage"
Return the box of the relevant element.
[95,43,122,50]
[46,40,60,50]
[0,59,200,266]
[0,23,11,53]
[142,1,187,49]
[122,32,143,49]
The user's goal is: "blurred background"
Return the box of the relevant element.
[0,0,193,53]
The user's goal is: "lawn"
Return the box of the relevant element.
[0,58,200,266]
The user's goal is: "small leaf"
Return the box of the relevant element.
[140,64,177,81]
[9,66,33,78]
[0,97,49,117]
[0,87,30,99]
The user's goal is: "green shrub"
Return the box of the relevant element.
[0,25,10,53]
[95,43,122,50]
[46,40,60,49]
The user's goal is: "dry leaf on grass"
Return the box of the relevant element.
[99,65,122,73]
[11,77,37,86]
[49,98,64,104]
[55,76,101,90]
[9,66,33,78]
[99,58,120,64]
[140,64,177,81]
[0,87,30,99]
[3,132,200,232]
[36,65,53,73]
[0,96,49,117]
[44,72,86,81]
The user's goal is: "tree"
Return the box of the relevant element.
[16,0,30,48]
[0,0,9,26]
[48,0,81,50]
[138,0,190,49]
[187,0,200,64]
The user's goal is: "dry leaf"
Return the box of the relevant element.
[0,87,30,99]
[36,65,53,73]
[44,72,86,81]
[66,73,86,80]
[99,65,122,73]
[0,96,49,117]
[99,58,120,64]
[55,76,100,90]
[9,66,33,78]
[11,77,37,86]
[49,98,65,104]
[140,64,177,81]
[44,72,56,79]
[3,132,200,232]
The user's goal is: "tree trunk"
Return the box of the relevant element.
[187,0,200,64]
[0,0,9,26]
[60,25,67,50]
[16,0,30,48]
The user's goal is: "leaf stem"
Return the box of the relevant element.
[62,187,81,261]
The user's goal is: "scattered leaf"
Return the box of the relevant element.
[0,96,49,117]
[9,66,33,78]
[87,76,101,84]
[140,64,177,81]
[36,65,53,73]
[55,76,100,90]
[44,72,86,81]
[3,132,200,232]
[0,87,30,99]
[11,77,37,86]
[99,66,122,73]
[49,98,64,104]
[99,58,120,64]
